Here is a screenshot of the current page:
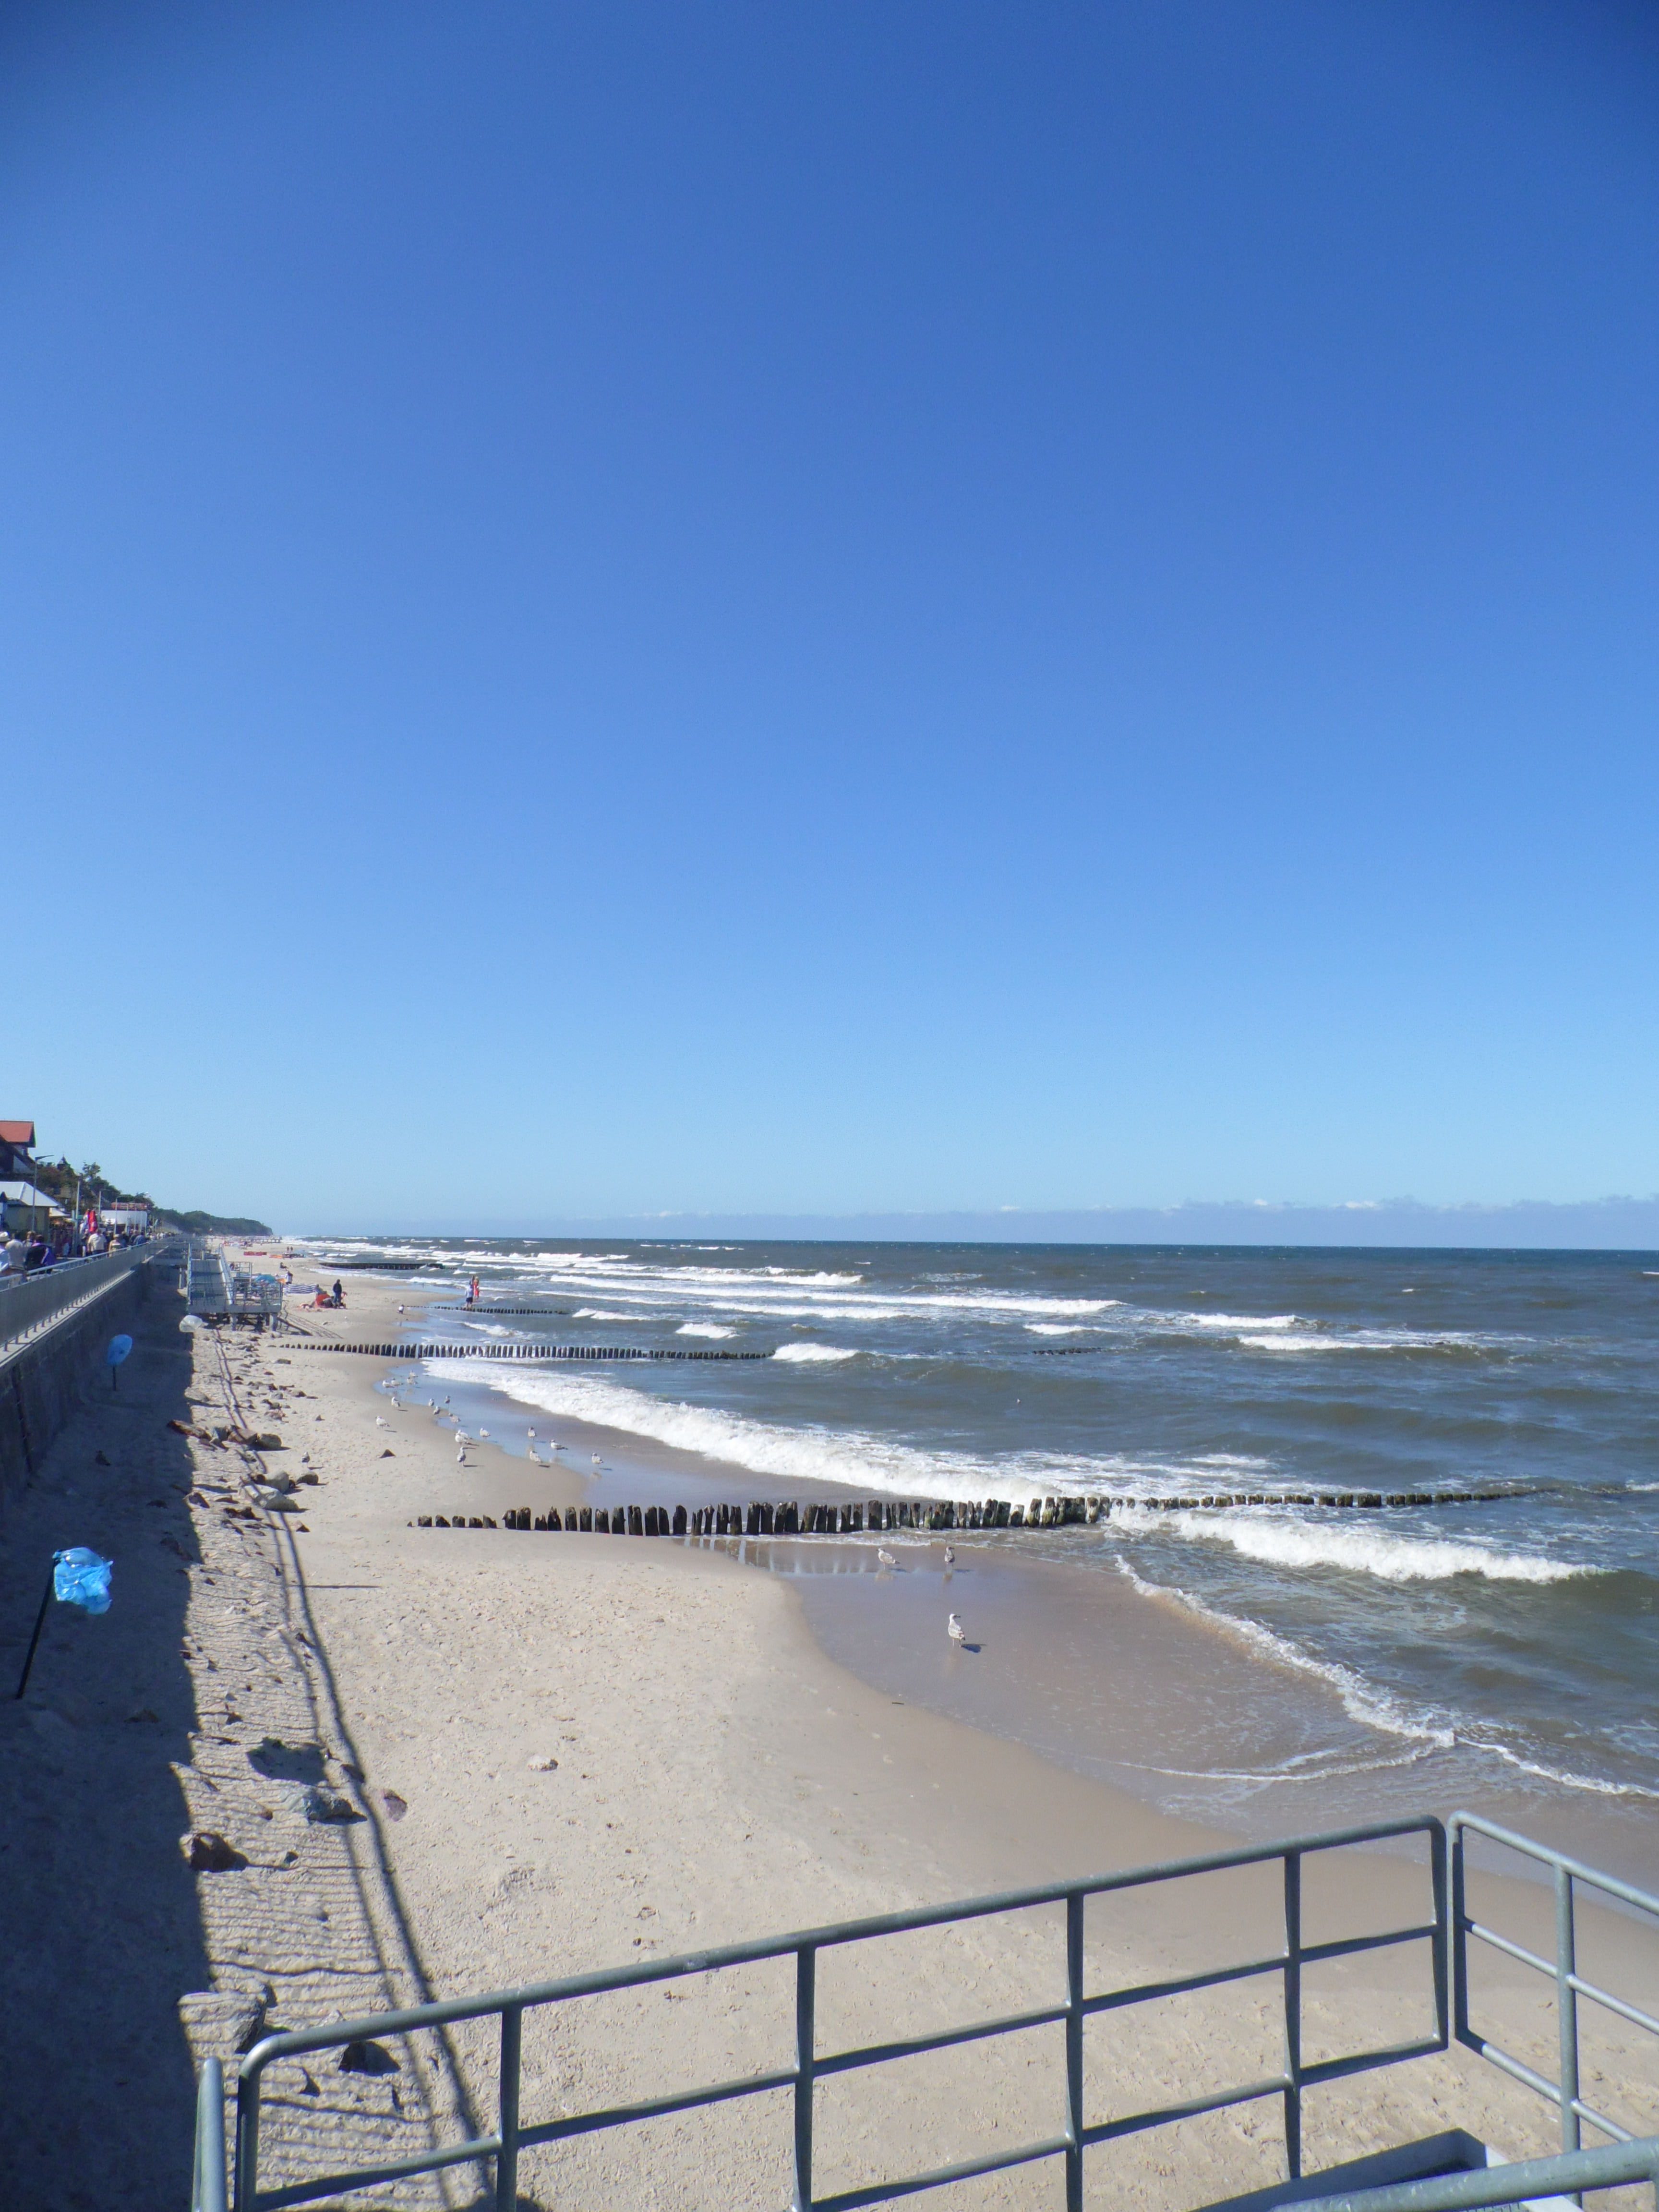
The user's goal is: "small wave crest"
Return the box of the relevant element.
[773,1344,858,1364]
[677,1323,735,1339]
[1118,1506,1591,1585]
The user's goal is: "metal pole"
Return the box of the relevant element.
[1452,1825,1471,2050]
[194,2057,228,2212]
[793,1947,816,2212]
[497,2003,522,2212]
[13,1560,56,1699]
[1556,1866,1581,2163]
[1283,1851,1303,2182]
[1065,1890,1085,2212]
[1430,1821,1450,2054]
[233,2068,262,2212]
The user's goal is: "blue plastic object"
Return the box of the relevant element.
[106,1334,133,1366]
[53,1547,113,1613]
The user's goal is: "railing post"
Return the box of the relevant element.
[1556,1867,1581,2162]
[1430,1821,1450,2053]
[1451,1822,1471,2050]
[233,2067,261,2212]
[498,2003,523,2212]
[1282,1851,1302,2183]
[793,1947,817,2212]
[194,2056,227,2212]
[1066,1889,1085,2212]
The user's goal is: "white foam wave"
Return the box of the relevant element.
[1111,1558,1454,1748]
[572,1310,635,1322]
[677,1323,735,1339]
[1118,1507,1590,1585]
[1114,1559,1655,1798]
[1026,1323,1103,1336]
[1240,1329,1492,1354]
[773,1344,858,1364]
[1181,1312,1300,1331]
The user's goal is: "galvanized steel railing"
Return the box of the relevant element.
[0,1244,145,1358]
[219,1815,1451,2212]
[193,1812,1659,2211]
[1451,1811,1659,2160]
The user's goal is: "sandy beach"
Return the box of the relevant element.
[3,1261,1656,2212]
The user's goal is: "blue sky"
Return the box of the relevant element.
[3,2,1656,1232]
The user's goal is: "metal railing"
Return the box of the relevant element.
[1452,1811,1659,2160]
[220,1815,1450,2212]
[0,1244,145,1358]
[194,2059,228,2212]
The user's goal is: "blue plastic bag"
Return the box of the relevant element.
[53,1547,113,1613]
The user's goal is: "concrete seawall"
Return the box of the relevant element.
[0,1257,156,1512]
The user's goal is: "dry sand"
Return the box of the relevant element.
[2,1261,1654,2211]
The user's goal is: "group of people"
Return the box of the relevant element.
[0,1223,145,1280]
[310,1278,348,1309]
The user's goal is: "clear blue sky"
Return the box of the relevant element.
[4,2,1656,1232]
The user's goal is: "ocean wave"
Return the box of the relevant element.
[1240,1329,1495,1354]
[1026,1323,1105,1336]
[1118,1506,1591,1584]
[773,1344,858,1364]
[1111,1558,1454,1748]
[1181,1312,1300,1331]
[677,1323,735,1339]
[572,1310,636,1322]
[1112,1560,1656,1800]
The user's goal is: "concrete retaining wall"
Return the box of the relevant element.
[0,1260,155,1514]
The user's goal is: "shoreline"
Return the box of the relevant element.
[341,1286,1659,1888]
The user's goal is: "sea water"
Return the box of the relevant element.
[299,1237,1659,1870]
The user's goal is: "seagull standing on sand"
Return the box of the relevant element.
[877,1548,897,1570]
[591,1452,602,1467]
[947,1612,967,1647]
[942,1544,955,1567]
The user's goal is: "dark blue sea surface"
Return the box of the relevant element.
[301,1238,1659,1853]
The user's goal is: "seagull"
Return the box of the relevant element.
[947,1612,967,1647]
[527,1427,537,1439]
[942,1544,955,1567]
[591,1452,602,1466]
[375,1417,389,1428]
[480,1428,490,1439]
[877,1548,897,1569]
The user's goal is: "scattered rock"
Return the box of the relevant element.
[338,2039,399,2076]
[298,1471,319,1485]
[181,1831,248,1872]
[126,1707,160,1725]
[527,1755,559,1772]
[299,2069,319,2096]
[160,1536,192,1560]
[380,1790,408,1821]
[94,1450,111,1467]
[248,1737,327,1784]
[301,1785,364,1825]
[379,1449,395,1458]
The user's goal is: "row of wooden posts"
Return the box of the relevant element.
[413,1483,1511,1538]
